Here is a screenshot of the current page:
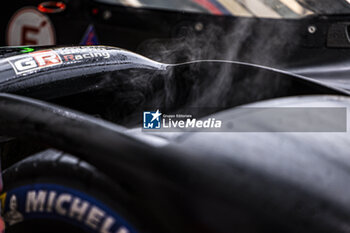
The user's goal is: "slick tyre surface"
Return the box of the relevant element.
[1,149,138,233]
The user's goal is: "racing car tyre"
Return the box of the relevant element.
[1,149,139,233]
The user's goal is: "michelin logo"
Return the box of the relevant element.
[4,195,23,226]
[3,185,135,233]
[25,190,129,233]
[143,110,162,129]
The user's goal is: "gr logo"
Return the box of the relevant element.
[8,50,62,74]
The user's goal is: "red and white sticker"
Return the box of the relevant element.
[6,7,56,46]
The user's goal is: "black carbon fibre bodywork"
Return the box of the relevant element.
[0,45,349,233]
[2,2,350,232]
[0,93,350,233]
